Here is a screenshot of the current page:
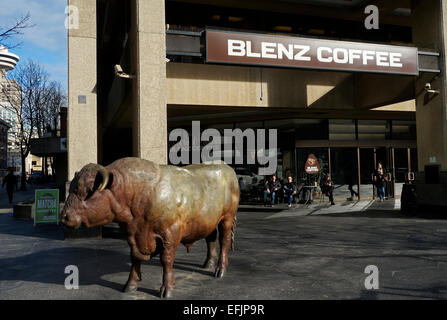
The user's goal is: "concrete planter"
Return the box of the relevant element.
[13,202,34,220]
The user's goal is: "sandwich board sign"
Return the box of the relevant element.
[34,189,59,226]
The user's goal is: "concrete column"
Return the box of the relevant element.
[412,0,447,172]
[67,0,98,179]
[133,0,167,164]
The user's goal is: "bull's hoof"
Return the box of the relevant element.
[203,259,216,270]
[160,285,173,298]
[214,267,226,278]
[123,283,138,293]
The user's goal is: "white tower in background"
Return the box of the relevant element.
[0,45,19,78]
[0,45,21,172]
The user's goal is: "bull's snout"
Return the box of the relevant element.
[60,208,82,229]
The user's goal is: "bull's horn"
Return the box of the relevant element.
[97,166,109,192]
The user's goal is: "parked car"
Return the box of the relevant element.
[234,167,264,191]
[27,171,43,184]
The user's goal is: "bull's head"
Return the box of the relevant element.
[61,164,114,229]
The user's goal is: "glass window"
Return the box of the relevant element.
[295,147,329,183]
[358,120,390,140]
[392,121,416,140]
[294,119,329,140]
[329,119,356,141]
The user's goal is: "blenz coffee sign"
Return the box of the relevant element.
[206,29,419,75]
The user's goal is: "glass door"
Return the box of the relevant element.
[330,148,359,200]
[359,148,376,199]
[375,147,393,198]
[393,148,410,197]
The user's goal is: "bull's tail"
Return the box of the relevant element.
[231,216,237,252]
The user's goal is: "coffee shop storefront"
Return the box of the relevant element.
[69,0,444,203]
[166,28,421,200]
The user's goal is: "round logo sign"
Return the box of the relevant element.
[305,154,321,175]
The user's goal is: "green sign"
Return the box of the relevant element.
[34,189,59,225]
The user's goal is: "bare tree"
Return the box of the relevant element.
[1,59,53,190]
[42,81,66,136]
[0,13,34,49]
[38,81,67,180]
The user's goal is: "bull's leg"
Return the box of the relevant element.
[123,255,142,293]
[159,243,178,298]
[215,218,233,278]
[203,229,218,269]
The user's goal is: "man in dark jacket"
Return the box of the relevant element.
[284,176,297,207]
[264,175,281,206]
[321,174,335,205]
[2,169,18,204]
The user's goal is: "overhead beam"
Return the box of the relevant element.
[167,0,412,27]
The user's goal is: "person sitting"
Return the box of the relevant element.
[320,175,335,205]
[283,176,297,208]
[264,175,281,207]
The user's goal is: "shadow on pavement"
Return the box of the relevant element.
[0,245,219,298]
[0,214,63,240]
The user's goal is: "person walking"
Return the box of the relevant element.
[2,169,19,204]
[374,162,387,202]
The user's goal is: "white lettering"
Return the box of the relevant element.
[277,43,294,60]
[317,47,333,63]
[376,51,389,66]
[246,41,261,58]
[294,45,311,61]
[348,49,362,64]
[333,48,349,64]
[261,42,277,59]
[228,40,245,56]
[362,50,375,65]
[224,39,407,72]
[389,52,403,68]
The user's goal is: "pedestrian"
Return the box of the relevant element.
[345,170,359,200]
[284,176,297,208]
[263,175,281,207]
[2,168,18,204]
[374,162,387,202]
[320,174,335,205]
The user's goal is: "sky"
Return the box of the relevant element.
[0,0,67,90]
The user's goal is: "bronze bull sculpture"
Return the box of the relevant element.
[61,157,240,298]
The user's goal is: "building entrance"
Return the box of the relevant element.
[295,143,417,201]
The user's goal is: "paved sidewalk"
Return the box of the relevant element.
[1,197,447,300]
[0,184,40,214]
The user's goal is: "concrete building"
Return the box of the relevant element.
[0,119,10,172]
[67,0,446,204]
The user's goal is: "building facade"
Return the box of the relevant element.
[68,0,447,202]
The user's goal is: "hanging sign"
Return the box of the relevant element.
[206,29,419,75]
